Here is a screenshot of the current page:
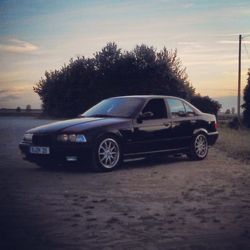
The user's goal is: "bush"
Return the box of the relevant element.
[228,117,240,129]
[190,95,221,115]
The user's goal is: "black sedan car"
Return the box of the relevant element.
[19,96,218,171]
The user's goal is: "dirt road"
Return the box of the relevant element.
[1,116,250,250]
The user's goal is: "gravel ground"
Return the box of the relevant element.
[0,116,250,250]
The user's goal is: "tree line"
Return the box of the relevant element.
[243,69,250,127]
[34,42,221,118]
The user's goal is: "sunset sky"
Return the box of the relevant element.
[0,0,250,110]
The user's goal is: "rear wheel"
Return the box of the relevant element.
[188,133,208,160]
[92,136,122,172]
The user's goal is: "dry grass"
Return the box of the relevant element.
[216,125,250,162]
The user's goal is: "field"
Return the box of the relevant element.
[217,125,250,163]
[1,116,250,250]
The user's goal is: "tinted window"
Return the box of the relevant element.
[167,98,185,117]
[83,98,143,118]
[183,102,195,116]
[142,99,167,119]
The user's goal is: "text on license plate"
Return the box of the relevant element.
[30,146,50,155]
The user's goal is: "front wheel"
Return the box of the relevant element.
[92,136,122,172]
[187,133,208,160]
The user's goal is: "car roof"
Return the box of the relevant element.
[111,95,182,99]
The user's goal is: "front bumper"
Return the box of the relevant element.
[19,141,92,165]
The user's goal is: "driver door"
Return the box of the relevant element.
[128,98,172,154]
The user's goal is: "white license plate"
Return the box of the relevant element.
[30,146,50,155]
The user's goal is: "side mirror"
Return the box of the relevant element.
[137,111,154,123]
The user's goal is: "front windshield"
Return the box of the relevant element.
[83,97,144,118]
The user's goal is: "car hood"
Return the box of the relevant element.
[27,117,130,134]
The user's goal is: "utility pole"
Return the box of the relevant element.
[237,34,242,121]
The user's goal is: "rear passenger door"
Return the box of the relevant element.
[166,98,196,148]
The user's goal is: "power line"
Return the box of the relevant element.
[243,41,250,60]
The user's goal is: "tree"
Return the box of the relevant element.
[26,104,31,112]
[34,42,219,117]
[16,107,21,112]
[190,95,221,115]
[242,69,250,127]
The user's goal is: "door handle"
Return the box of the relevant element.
[190,120,196,124]
[163,122,171,128]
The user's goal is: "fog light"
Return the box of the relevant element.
[24,133,33,141]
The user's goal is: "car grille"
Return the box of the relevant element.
[32,134,53,146]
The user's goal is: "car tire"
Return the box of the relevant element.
[187,133,208,160]
[92,135,122,172]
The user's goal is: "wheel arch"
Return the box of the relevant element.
[94,131,124,148]
[193,128,208,136]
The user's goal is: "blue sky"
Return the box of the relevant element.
[0,0,250,109]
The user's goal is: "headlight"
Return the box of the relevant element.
[24,133,33,142]
[69,134,76,142]
[57,134,87,143]
[57,134,69,142]
[75,134,87,143]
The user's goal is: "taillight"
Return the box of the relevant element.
[214,121,218,129]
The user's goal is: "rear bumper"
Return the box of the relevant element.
[207,131,219,145]
[19,142,92,165]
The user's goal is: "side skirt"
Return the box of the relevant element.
[123,147,189,158]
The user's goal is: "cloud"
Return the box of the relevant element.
[0,39,38,54]
[218,40,250,44]
[0,86,32,107]
[0,94,20,102]
[0,86,40,109]
[0,86,31,97]
[0,88,20,104]
[178,42,199,45]
[0,89,8,95]
[185,59,249,66]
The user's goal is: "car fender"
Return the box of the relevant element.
[193,128,208,136]
[94,129,125,144]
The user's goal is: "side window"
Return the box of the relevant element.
[167,98,186,118]
[183,102,195,117]
[142,99,167,119]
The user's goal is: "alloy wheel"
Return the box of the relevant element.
[194,134,208,158]
[98,138,120,169]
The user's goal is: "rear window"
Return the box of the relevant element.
[183,102,196,116]
[167,98,185,117]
